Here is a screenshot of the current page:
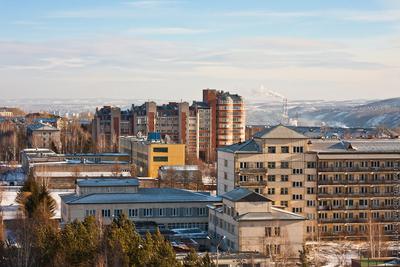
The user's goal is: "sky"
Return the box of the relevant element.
[0,0,399,102]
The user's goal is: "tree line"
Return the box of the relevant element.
[0,177,215,267]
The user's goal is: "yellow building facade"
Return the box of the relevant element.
[119,136,185,178]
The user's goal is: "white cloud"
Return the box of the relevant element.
[127,27,210,35]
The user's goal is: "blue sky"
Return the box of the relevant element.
[0,0,399,101]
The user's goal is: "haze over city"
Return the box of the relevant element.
[1,0,400,101]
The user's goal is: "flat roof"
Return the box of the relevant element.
[237,207,305,221]
[62,188,221,205]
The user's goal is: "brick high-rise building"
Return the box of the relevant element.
[203,89,246,154]
[92,89,245,162]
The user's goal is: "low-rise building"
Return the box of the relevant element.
[208,188,305,258]
[27,123,61,151]
[61,178,220,230]
[119,135,185,178]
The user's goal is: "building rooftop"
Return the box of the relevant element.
[309,139,400,153]
[218,139,261,153]
[237,207,305,222]
[77,178,139,187]
[27,123,59,132]
[222,188,272,202]
[253,125,307,139]
[61,188,221,205]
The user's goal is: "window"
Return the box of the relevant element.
[292,194,303,200]
[153,147,168,152]
[153,156,168,162]
[265,227,272,237]
[274,227,281,237]
[102,209,111,217]
[267,188,275,195]
[268,146,276,153]
[240,162,249,169]
[184,208,193,216]
[281,175,289,182]
[292,207,303,213]
[293,146,304,153]
[224,159,228,167]
[292,168,303,175]
[114,209,122,218]
[158,208,165,217]
[268,175,276,182]
[281,146,289,153]
[280,188,288,195]
[292,181,303,187]
[198,207,207,216]
[281,201,288,207]
[307,162,316,168]
[267,162,276,169]
[85,209,96,217]
[143,208,153,217]
[307,187,315,194]
[239,175,247,182]
[128,209,138,217]
[224,172,227,180]
[307,200,315,207]
[171,208,179,217]
[307,175,315,181]
[256,162,264,168]
[281,161,289,169]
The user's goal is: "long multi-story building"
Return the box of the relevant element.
[217,125,400,241]
[92,89,245,162]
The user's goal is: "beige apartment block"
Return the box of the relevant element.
[217,125,400,241]
[208,188,305,258]
[217,125,318,240]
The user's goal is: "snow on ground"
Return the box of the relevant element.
[1,187,74,220]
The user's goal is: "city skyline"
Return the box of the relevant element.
[1,0,400,101]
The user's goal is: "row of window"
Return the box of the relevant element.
[87,207,208,218]
[266,146,303,154]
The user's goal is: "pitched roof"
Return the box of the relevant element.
[237,207,305,221]
[27,123,59,131]
[309,139,400,153]
[254,125,307,139]
[218,139,261,153]
[222,188,272,202]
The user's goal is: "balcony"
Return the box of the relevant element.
[318,166,400,173]
[237,180,268,186]
[237,167,268,174]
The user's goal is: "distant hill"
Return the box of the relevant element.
[247,98,400,129]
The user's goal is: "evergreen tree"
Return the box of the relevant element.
[16,175,56,218]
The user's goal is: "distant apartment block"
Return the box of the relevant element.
[27,123,62,152]
[92,89,245,162]
[217,125,400,241]
[119,135,185,178]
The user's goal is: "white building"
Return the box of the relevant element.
[208,188,305,259]
[61,178,221,231]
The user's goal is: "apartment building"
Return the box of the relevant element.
[61,178,221,230]
[119,135,185,178]
[208,188,305,257]
[311,139,400,241]
[92,89,245,162]
[92,106,127,152]
[217,125,400,241]
[27,123,61,151]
